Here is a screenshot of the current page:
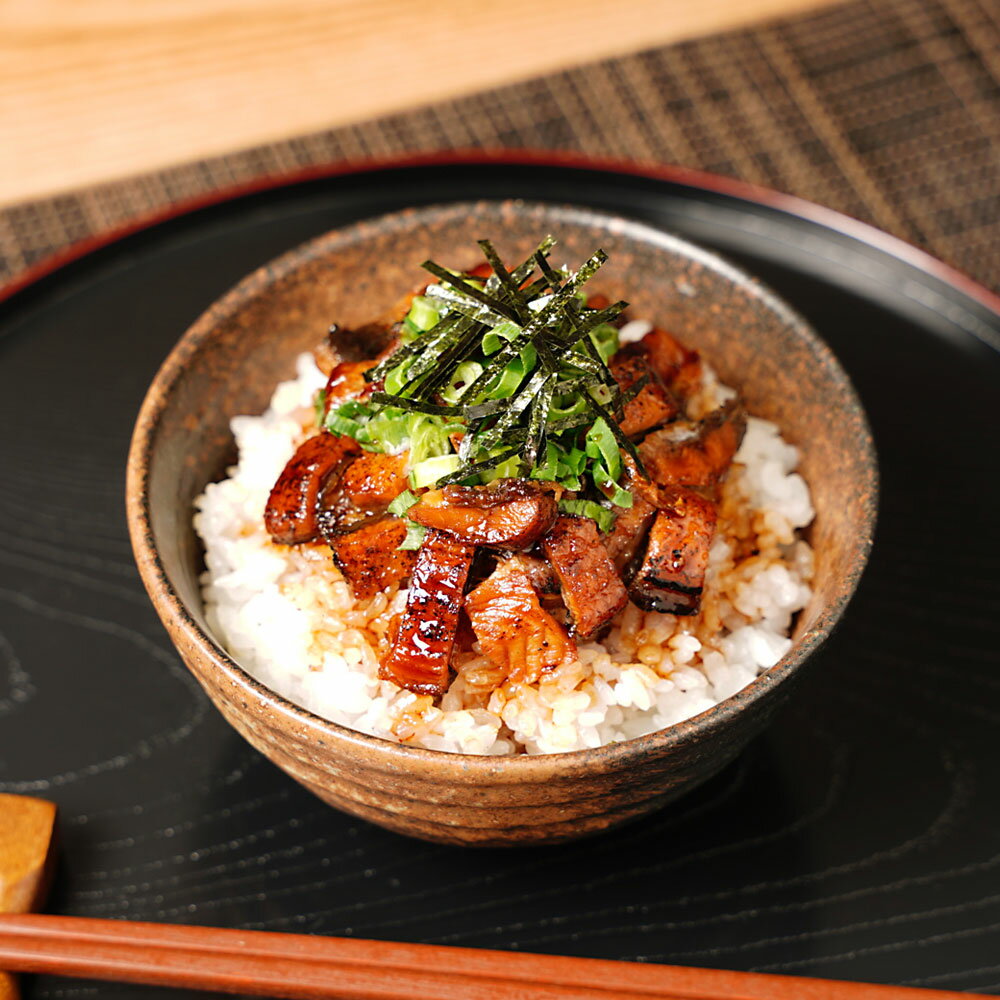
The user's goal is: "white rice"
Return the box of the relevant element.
[194,353,815,755]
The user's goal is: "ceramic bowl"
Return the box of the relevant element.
[127,200,876,846]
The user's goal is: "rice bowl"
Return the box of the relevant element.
[195,350,815,755]
[128,199,875,844]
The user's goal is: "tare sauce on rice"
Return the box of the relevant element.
[193,240,815,756]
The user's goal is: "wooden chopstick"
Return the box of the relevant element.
[0,914,982,1000]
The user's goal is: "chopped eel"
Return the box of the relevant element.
[516,552,561,596]
[264,432,361,544]
[381,529,476,695]
[623,327,703,402]
[609,353,679,438]
[638,400,746,490]
[409,479,558,549]
[316,450,410,536]
[322,360,374,416]
[629,488,718,615]
[602,488,658,573]
[465,560,576,685]
[338,451,410,509]
[541,515,629,639]
[328,516,417,601]
[315,478,379,538]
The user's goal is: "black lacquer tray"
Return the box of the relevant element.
[2,155,999,995]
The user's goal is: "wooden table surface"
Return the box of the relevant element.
[0,0,834,208]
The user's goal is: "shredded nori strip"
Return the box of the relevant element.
[524,373,557,466]
[340,238,649,524]
[365,311,462,383]
[510,236,557,286]
[477,239,530,322]
[368,392,465,416]
[533,250,565,292]
[434,446,522,487]
[423,286,512,329]
[420,260,520,323]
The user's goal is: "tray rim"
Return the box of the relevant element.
[3,148,1000,324]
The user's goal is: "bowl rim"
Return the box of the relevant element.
[126,197,878,775]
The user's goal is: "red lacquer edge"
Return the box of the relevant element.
[3,148,1000,320]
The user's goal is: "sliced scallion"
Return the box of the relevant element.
[398,521,427,550]
[558,498,616,533]
[387,490,419,516]
[409,454,464,489]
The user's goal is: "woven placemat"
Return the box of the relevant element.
[2,0,999,294]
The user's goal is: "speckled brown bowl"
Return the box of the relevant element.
[127,200,876,847]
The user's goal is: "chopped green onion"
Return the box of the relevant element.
[407,295,440,333]
[549,391,588,423]
[485,355,530,399]
[529,441,561,482]
[481,453,522,484]
[398,521,427,550]
[324,398,373,442]
[440,360,484,404]
[558,499,616,533]
[387,490,419,516]
[588,323,620,364]
[585,393,648,480]
[593,463,633,508]
[384,357,414,395]
[587,383,615,407]
[409,454,464,489]
[565,446,587,475]
[585,418,622,482]
[364,407,409,453]
[408,414,457,465]
[481,319,521,356]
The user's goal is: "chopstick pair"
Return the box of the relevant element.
[0,913,983,1000]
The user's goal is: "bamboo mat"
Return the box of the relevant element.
[2,0,999,295]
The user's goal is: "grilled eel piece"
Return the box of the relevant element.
[638,400,747,491]
[381,529,476,695]
[609,353,680,439]
[328,516,418,601]
[408,479,558,549]
[626,402,744,614]
[338,451,410,510]
[541,515,629,640]
[465,559,576,685]
[315,450,411,539]
[621,327,703,403]
[321,360,373,414]
[628,487,718,615]
[602,488,658,573]
[319,336,401,412]
[264,432,361,544]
